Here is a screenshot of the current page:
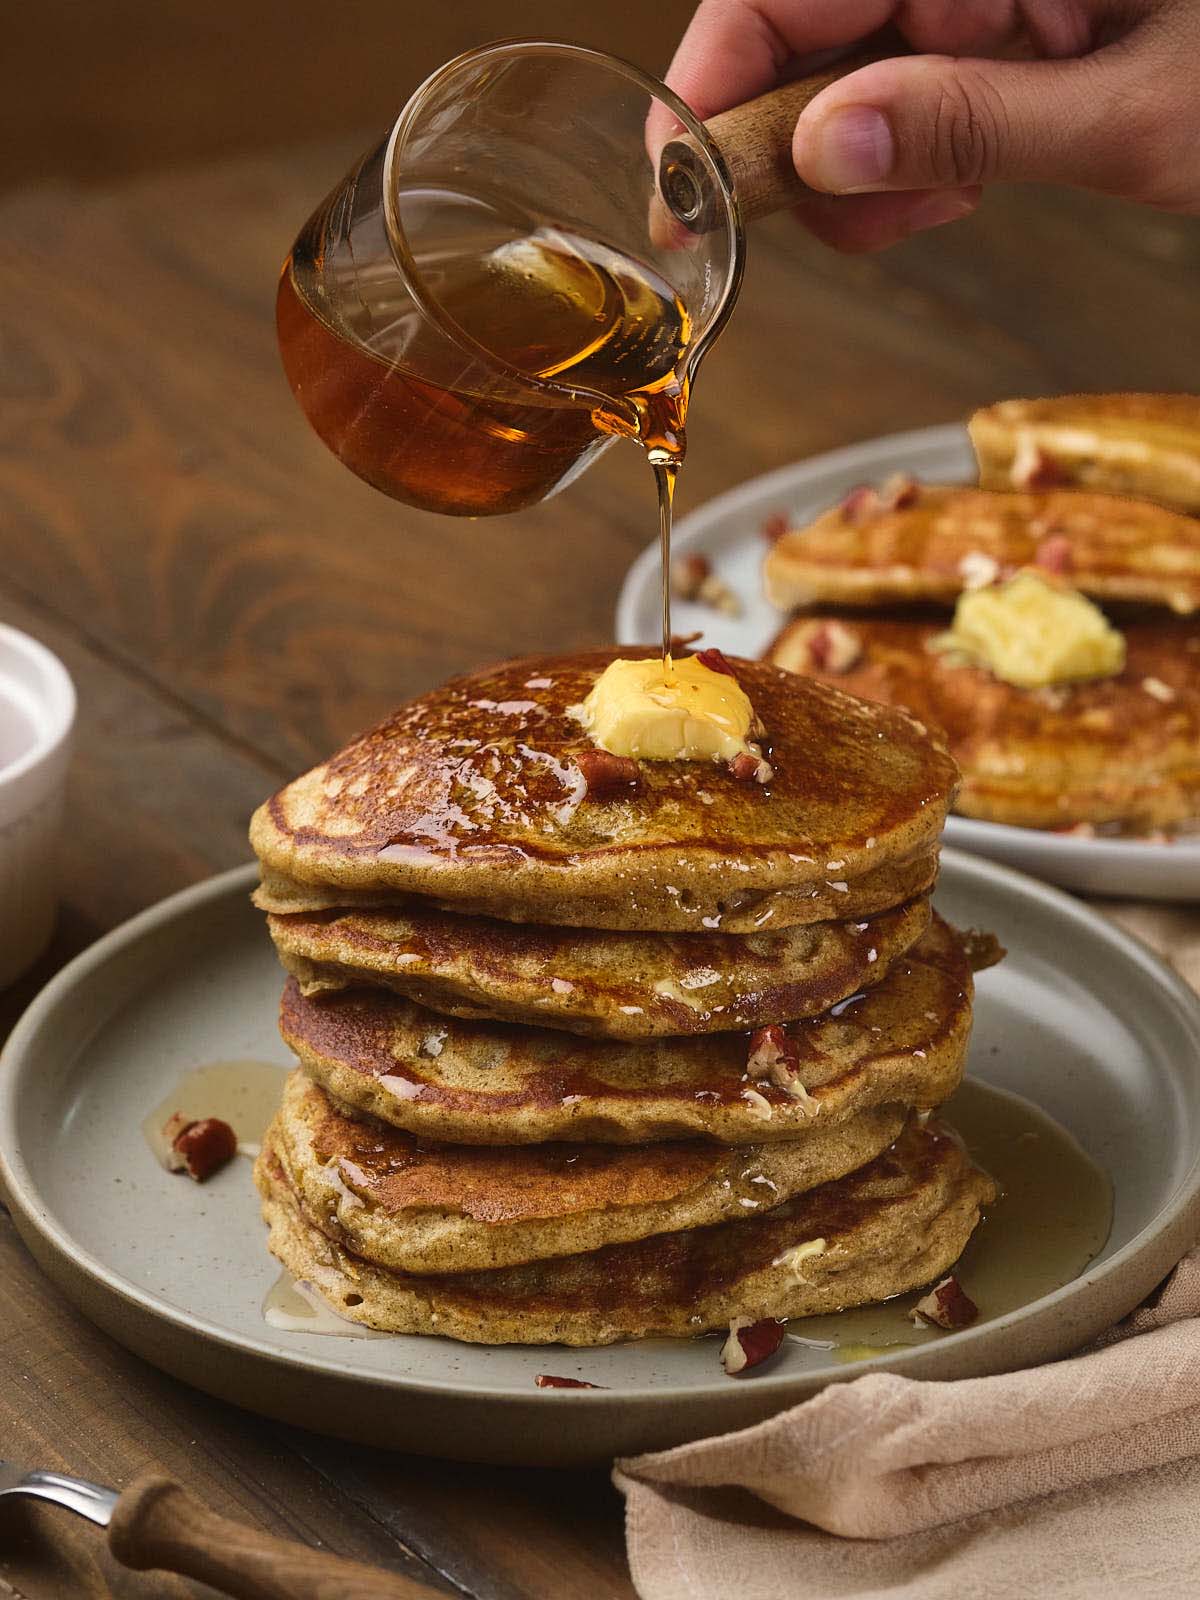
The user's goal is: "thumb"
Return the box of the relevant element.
[792,50,1161,200]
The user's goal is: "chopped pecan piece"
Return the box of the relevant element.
[748,1024,796,1078]
[694,646,736,678]
[787,619,863,675]
[1011,437,1070,490]
[728,751,774,784]
[534,1373,606,1389]
[1033,533,1074,576]
[741,1087,774,1120]
[913,1274,978,1330]
[575,748,640,798]
[1142,676,1176,703]
[670,552,711,600]
[761,512,790,544]
[839,484,881,523]
[959,550,1001,590]
[747,1025,818,1112]
[960,928,1005,973]
[879,471,920,510]
[696,572,743,616]
[167,1116,238,1182]
[721,1316,786,1375]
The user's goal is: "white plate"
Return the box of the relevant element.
[2,856,1199,1466]
[616,423,1200,901]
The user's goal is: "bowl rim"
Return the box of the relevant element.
[0,623,76,793]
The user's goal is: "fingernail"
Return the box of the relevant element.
[904,191,980,231]
[808,106,894,193]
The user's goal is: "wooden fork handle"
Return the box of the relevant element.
[108,1473,438,1600]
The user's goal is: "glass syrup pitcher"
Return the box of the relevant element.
[276,39,745,521]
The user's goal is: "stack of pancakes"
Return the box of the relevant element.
[250,649,996,1348]
[766,393,1200,834]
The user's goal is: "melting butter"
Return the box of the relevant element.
[931,569,1125,688]
[577,655,757,761]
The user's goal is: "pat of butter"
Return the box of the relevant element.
[578,656,756,762]
[931,570,1125,689]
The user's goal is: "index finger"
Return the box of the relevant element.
[663,0,897,122]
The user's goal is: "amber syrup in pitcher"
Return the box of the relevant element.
[278,185,690,652]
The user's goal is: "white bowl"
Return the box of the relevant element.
[0,626,75,988]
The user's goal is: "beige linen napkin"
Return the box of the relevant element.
[615,907,1200,1600]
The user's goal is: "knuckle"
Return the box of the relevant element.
[927,67,1011,185]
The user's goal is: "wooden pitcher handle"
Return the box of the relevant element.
[108,1474,439,1600]
[659,51,890,228]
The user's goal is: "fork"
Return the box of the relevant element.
[0,1460,433,1598]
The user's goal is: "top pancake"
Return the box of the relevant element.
[970,393,1200,514]
[763,484,1200,616]
[250,650,958,932]
[768,613,1200,833]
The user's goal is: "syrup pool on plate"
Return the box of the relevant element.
[141,1060,289,1158]
[795,1078,1114,1358]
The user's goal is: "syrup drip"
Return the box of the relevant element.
[262,1270,392,1339]
[141,1059,289,1159]
[794,1078,1113,1357]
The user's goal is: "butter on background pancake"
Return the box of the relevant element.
[970,393,1200,514]
[769,614,1200,833]
[250,650,957,933]
[267,896,929,1038]
[280,914,977,1145]
[763,484,1200,616]
[255,1117,995,1343]
[268,1070,906,1273]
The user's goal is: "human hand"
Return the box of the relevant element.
[661,0,1200,251]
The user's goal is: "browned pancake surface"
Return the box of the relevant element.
[280,914,975,1144]
[255,1117,995,1342]
[251,650,957,931]
[267,896,929,1037]
[769,614,1200,832]
[763,485,1200,615]
[971,394,1200,514]
[270,1070,907,1272]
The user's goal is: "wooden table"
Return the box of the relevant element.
[0,132,1197,1598]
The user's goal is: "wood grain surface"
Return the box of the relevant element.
[1,5,1198,1596]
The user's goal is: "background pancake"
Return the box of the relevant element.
[268,1070,907,1273]
[281,914,976,1145]
[250,650,958,932]
[267,896,930,1038]
[769,614,1200,832]
[970,393,1200,513]
[255,1118,995,1343]
[763,485,1200,615]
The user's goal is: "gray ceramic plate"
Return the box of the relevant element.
[2,853,1199,1466]
[616,422,1200,901]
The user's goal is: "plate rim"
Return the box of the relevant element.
[2,850,1199,1409]
[615,426,1200,876]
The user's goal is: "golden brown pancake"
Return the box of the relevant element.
[280,914,977,1145]
[768,614,1200,833]
[269,1070,907,1273]
[255,1117,995,1343]
[763,484,1200,615]
[267,896,929,1038]
[250,650,957,932]
[970,393,1200,514]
